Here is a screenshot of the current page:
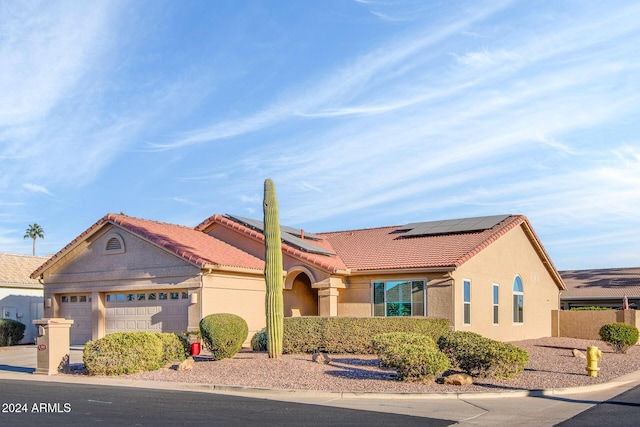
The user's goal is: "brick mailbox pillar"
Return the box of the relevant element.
[32,318,75,375]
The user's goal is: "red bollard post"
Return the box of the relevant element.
[190,342,200,356]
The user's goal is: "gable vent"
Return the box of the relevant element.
[106,238,122,251]
[104,233,125,254]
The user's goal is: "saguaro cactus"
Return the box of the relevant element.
[263,178,284,358]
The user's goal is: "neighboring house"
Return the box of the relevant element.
[0,253,48,343]
[31,213,565,345]
[559,268,640,310]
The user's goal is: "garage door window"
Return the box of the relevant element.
[61,294,92,303]
[105,291,189,303]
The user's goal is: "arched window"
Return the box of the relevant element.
[513,275,523,323]
[104,233,125,254]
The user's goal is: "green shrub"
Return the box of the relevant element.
[0,319,26,346]
[83,332,164,376]
[372,332,436,367]
[570,306,612,311]
[155,333,189,363]
[283,317,450,354]
[382,343,451,382]
[437,331,529,378]
[251,328,268,352]
[599,322,639,354]
[199,313,248,360]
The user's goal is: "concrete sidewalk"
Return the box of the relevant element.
[1,344,639,426]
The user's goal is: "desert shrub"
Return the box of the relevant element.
[382,343,451,382]
[372,332,436,367]
[199,313,248,360]
[155,333,189,363]
[599,322,639,354]
[437,331,529,378]
[251,328,268,352]
[0,319,25,346]
[283,317,450,354]
[570,307,612,311]
[83,332,164,375]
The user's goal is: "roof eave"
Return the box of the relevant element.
[520,219,566,291]
[347,266,456,276]
[201,264,264,275]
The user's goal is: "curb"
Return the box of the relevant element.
[1,369,639,401]
[2,345,640,400]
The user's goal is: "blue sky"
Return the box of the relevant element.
[1,0,639,270]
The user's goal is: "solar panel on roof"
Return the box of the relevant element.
[225,215,335,255]
[401,215,510,237]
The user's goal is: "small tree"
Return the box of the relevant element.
[263,179,284,358]
[24,223,44,256]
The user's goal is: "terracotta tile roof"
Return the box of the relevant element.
[198,214,348,272]
[33,212,562,287]
[318,215,528,271]
[0,253,48,288]
[31,214,264,278]
[560,268,640,298]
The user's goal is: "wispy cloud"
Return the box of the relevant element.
[154,1,513,150]
[22,183,53,196]
[454,48,522,67]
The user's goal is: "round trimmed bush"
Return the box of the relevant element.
[199,313,248,360]
[83,332,164,375]
[383,343,451,382]
[372,332,436,367]
[251,328,268,352]
[438,331,529,378]
[155,333,189,363]
[0,319,25,346]
[599,322,639,354]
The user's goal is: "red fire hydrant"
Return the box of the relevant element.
[190,342,201,356]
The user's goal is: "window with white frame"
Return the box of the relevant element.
[373,280,426,316]
[463,279,471,325]
[513,275,524,323]
[492,283,499,325]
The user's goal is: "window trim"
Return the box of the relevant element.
[463,279,471,325]
[513,275,524,324]
[372,279,427,317]
[492,283,499,325]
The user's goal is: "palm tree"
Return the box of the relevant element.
[24,224,44,256]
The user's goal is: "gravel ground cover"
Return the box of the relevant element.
[72,337,640,393]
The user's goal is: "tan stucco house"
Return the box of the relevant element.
[31,213,565,345]
[1,253,48,343]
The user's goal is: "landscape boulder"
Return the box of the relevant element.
[444,373,473,386]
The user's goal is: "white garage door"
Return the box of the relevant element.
[105,290,188,335]
[59,294,92,345]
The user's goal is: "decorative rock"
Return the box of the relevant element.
[312,351,331,364]
[444,373,473,386]
[177,357,195,371]
[572,349,586,359]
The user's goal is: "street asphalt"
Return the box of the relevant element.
[1,344,639,426]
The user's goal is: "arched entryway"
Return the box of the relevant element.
[284,272,318,317]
